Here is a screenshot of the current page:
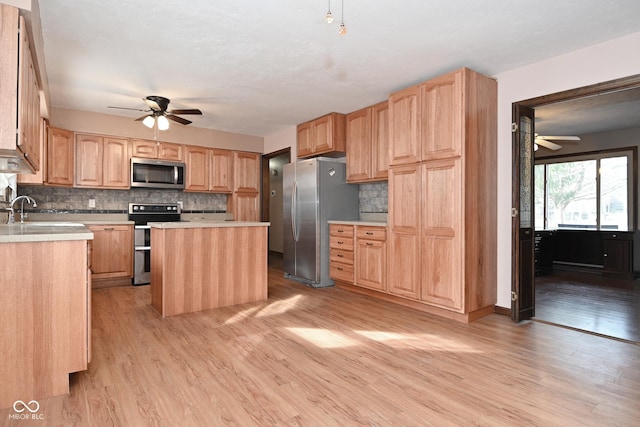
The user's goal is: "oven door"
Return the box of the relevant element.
[134,225,151,285]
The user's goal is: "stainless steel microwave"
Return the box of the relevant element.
[130,157,185,189]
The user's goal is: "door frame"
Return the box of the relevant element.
[261,147,291,222]
[511,74,640,321]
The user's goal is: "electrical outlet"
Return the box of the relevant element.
[177,201,183,209]
[88,199,96,208]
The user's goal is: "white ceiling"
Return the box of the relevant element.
[38,0,640,137]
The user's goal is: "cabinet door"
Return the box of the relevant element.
[346,107,372,182]
[603,237,633,278]
[16,16,40,172]
[131,139,158,158]
[312,114,332,154]
[88,225,133,279]
[75,134,103,187]
[297,122,314,158]
[372,101,389,180]
[388,165,421,299]
[389,85,421,165]
[230,192,260,221]
[18,117,46,184]
[47,127,74,186]
[158,142,183,161]
[103,137,130,188]
[420,159,463,311]
[210,149,234,193]
[185,145,210,191]
[421,69,463,161]
[356,239,386,291]
[234,151,260,192]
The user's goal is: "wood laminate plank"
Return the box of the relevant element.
[1,262,638,424]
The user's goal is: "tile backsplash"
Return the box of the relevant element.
[17,181,389,215]
[17,186,227,213]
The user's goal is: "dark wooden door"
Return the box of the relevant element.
[512,105,535,322]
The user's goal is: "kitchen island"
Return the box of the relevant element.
[149,221,270,317]
[0,223,92,409]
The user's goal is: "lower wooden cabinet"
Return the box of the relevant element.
[329,224,355,283]
[87,224,133,280]
[603,232,634,279]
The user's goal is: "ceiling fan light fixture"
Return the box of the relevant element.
[157,115,170,131]
[142,115,155,128]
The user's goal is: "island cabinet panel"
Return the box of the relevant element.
[0,239,90,409]
[46,127,75,186]
[151,225,268,317]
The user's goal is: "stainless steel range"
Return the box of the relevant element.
[128,202,181,285]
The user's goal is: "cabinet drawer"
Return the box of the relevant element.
[356,226,387,241]
[330,248,354,265]
[330,262,354,282]
[330,224,354,237]
[330,235,354,251]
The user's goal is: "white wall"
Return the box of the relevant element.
[494,31,640,308]
[264,126,297,159]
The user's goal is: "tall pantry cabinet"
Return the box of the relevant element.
[388,67,497,322]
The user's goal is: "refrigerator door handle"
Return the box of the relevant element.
[291,179,298,241]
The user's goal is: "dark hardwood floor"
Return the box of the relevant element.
[535,269,640,343]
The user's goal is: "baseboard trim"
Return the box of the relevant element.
[494,306,511,317]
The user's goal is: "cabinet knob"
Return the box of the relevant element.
[604,253,608,257]
[612,234,617,238]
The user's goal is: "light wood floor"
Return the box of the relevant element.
[535,270,640,343]
[2,266,640,426]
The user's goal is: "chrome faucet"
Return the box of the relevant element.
[8,195,37,224]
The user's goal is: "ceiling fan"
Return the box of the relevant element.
[534,134,581,151]
[108,96,202,130]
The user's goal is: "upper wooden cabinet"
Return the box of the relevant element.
[46,127,75,186]
[18,118,47,185]
[184,145,210,192]
[75,134,130,189]
[346,101,389,183]
[297,112,346,158]
[234,151,260,193]
[210,149,234,193]
[389,85,421,166]
[0,6,40,173]
[131,139,183,161]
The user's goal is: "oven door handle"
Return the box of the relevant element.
[134,246,151,251]
[134,225,151,230]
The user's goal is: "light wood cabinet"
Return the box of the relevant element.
[184,145,210,191]
[386,67,497,321]
[87,224,133,280]
[346,101,389,182]
[131,138,183,161]
[210,149,234,193]
[228,151,261,220]
[18,118,47,184]
[329,224,355,283]
[355,226,387,291]
[389,85,421,166]
[46,126,75,186]
[0,6,41,173]
[296,112,346,158]
[75,133,130,188]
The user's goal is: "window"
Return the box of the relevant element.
[535,150,634,231]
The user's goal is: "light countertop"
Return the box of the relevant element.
[0,222,94,243]
[328,220,387,227]
[149,221,270,229]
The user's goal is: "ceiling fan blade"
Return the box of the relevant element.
[535,138,563,150]
[538,135,581,141]
[134,114,152,122]
[108,106,148,112]
[166,114,192,125]
[143,97,162,111]
[168,108,202,115]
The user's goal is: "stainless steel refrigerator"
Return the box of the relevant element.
[283,157,359,287]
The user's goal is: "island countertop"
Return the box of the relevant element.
[148,221,270,229]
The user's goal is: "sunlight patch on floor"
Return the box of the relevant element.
[256,295,305,318]
[224,306,262,324]
[287,328,360,349]
[354,330,482,353]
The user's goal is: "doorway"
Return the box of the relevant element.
[512,74,640,342]
[262,148,291,269]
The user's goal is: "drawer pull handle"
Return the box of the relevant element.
[366,242,373,246]
[338,241,344,244]
[337,254,344,258]
[337,229,344,233]
[366,232,374,235]
[337,267,343,271]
